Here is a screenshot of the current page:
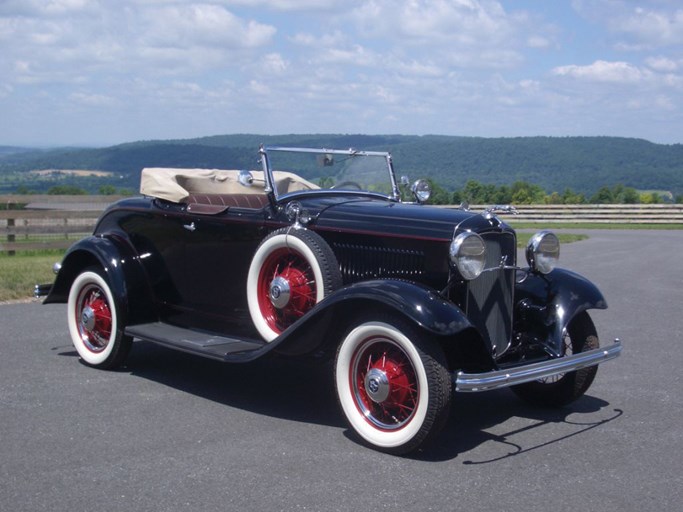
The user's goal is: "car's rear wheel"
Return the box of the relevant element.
[67,267,132,369]
[247,228,342,341]
[334,316,451,455]
[511,311,600,407]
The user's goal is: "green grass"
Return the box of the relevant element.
[510,222,683,230]
[517,233,588,247]
[0,250,64,302]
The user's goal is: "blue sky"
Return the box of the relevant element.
[1,0,682,146]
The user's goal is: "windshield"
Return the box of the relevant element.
[261,147,399,200]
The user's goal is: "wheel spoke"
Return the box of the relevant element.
[351,339,418,430]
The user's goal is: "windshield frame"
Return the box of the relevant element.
[259,145,401,202]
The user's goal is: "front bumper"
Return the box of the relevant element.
[454,339,622,392]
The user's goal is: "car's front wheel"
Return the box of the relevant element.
[334,316,451,455]
[511,311,600,407]
[67,267,132,369]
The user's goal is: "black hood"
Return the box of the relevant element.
[304,196,507,241]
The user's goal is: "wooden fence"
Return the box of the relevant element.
[1,195,682,254]
[476,203,683,224]
[0,195,127,254]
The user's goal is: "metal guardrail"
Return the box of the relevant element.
[2,196,682,254]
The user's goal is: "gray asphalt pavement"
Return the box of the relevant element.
[1,230,681,512]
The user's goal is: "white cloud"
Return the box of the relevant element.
[572,0,683,49]
[0,1,277,87]
[291,30,346,48]
[225,0,348,11]
[552,60,648,83]
[612,6,683,47]
[262,53,288,74]
[316,44,379,67]
[527,36,550,49]
[69,91,118,107]
[140,4,275,49]
[646,56,679,72]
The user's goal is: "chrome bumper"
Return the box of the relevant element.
[455,339,622,392]
[34,283,53,298]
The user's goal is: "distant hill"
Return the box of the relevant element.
[1,134,682,195]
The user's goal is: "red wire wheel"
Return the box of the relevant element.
[335,317,451,454]
[247,228,341,341]
[74,282,113,353]
[256,247,317,334]
[350,338,419,430]
[67,268,132,369]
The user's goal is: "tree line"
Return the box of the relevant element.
[427,180,680,205]
[18,180,678,205]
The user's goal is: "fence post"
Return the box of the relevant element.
[7,217,15,256]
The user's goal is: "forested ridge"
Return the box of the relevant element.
[1,134,682,197]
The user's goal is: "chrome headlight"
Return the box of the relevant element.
[411,179,431,203]
[449,232,486,280]
[526,230,560,274]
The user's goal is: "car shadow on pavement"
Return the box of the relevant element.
[58,340,623,460]
[121,340,345,428]
[414,391,623,462]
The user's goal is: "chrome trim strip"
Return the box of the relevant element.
[455,339,622,392]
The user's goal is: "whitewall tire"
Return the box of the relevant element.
[334,317,451,454]
[67,268,131,369]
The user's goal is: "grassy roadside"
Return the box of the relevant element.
[0,251,64,302]
[517,233,588,247]
[510,222,683,230]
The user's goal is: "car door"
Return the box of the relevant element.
[172,205,269,335]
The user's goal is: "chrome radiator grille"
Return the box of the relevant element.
[465,232,516,357]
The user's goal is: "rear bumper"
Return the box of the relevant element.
[34,283,53,298]
[454,339,622,392]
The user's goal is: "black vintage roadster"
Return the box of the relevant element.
[40,146,621,454]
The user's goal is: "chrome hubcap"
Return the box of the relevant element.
[269,276,291,309]
[81,305,96,331]
[364,368,390,403]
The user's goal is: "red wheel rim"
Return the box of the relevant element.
[75,283,113,353]
[350,338,419,431]
[257,247,316,334]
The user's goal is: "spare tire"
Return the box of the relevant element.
[247,227,342,341]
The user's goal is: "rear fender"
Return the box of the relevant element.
[45,235,157,326]
[515,268,607,356]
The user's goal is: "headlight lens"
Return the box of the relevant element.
[526,230,560,274]
[411,179,431,203]
[450,232,486,280]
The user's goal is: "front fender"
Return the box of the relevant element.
[270,279,473,356]
[515,267,607,356]
[44,235,157,326]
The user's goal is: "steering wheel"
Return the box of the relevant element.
[331,181,363,190]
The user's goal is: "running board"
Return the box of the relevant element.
[125,322,267,362]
